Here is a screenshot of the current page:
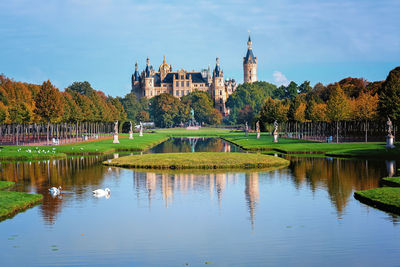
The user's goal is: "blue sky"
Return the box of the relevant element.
[0,0,399,96]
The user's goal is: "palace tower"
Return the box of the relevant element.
[243,35,257,83]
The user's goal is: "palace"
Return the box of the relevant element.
[131,36,257,116]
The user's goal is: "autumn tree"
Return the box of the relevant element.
[34,80,64,144]
[353,91,379,142]
[326,84,350,142]
[0,102,7,123]
[259,97,289,124]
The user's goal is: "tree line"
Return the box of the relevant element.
[226,66,400,141]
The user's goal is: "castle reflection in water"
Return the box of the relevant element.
[133,171,260,227]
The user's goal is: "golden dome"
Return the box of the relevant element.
[159,55,170,72]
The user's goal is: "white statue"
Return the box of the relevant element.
[129,121,133,139]
[245,121,249,137]
[273,120,278,143]
[256,120,260,139]
[386,117,395,148]
[113,121,119,143]
[139,121,143,137]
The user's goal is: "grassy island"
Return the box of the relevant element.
[0,181,43,220]
[103,152,290,170]
[354,188,400,215]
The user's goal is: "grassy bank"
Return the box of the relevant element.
[382,177,400,187]
[0,133,168,160]
[220,132,398,158]
[0,181,43,220]
[104,152,290,170]
[354,188,400,215]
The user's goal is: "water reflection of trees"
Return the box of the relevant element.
[0,156,109,225]
[288,157,386,214]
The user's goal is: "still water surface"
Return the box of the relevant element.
[1,138,400,266]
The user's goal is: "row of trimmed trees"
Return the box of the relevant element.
[0,76,126,144]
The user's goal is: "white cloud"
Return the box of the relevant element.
[273,71,290,87]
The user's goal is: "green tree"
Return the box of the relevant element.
[181,91,221,125]
[7,102,32,123]
[298,81,312,94]
[226,81,277,124]
[150,93,182,127]
[121,93,140,122]
[378,66,400,121]
[285,81,298,100]
[34,81,64,144]
[67,81,95,96]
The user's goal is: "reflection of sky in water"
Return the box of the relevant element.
[0,145,400,265]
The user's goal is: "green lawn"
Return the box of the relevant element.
[104,152,290,170]
[382,177,400,187]
[0,181,43,220]
[0,133,168,160]
[0,181,15,190]
[220,132,398,158]
[354,187,400,214]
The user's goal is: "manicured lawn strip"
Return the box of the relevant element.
[0,133,168,160]
[155,127,231,137]
[382,177,400,187]
[354,188,400,215]
[0,181,15,190]
[104,152,290,169]
[0,181,43,220]
[220,132,393,157]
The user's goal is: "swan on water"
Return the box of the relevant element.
[49,186,62,195]
[92,188,111,198]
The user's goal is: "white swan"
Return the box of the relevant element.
[49,186,62,195]
[92,188,111,198]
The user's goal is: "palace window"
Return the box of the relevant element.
[176,81,179,87]
[181,81,184,87]
[176,91,179,96]
[219,106,222,112]
[181,75,184,79]
[219,98,223,104]
[181,90,184,96]
[220,90,222,95]
[186,81,189,87]
[186,90,189,95]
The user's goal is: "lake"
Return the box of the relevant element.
[0,138,400,266]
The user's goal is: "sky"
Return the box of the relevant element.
[0,0,399,96]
